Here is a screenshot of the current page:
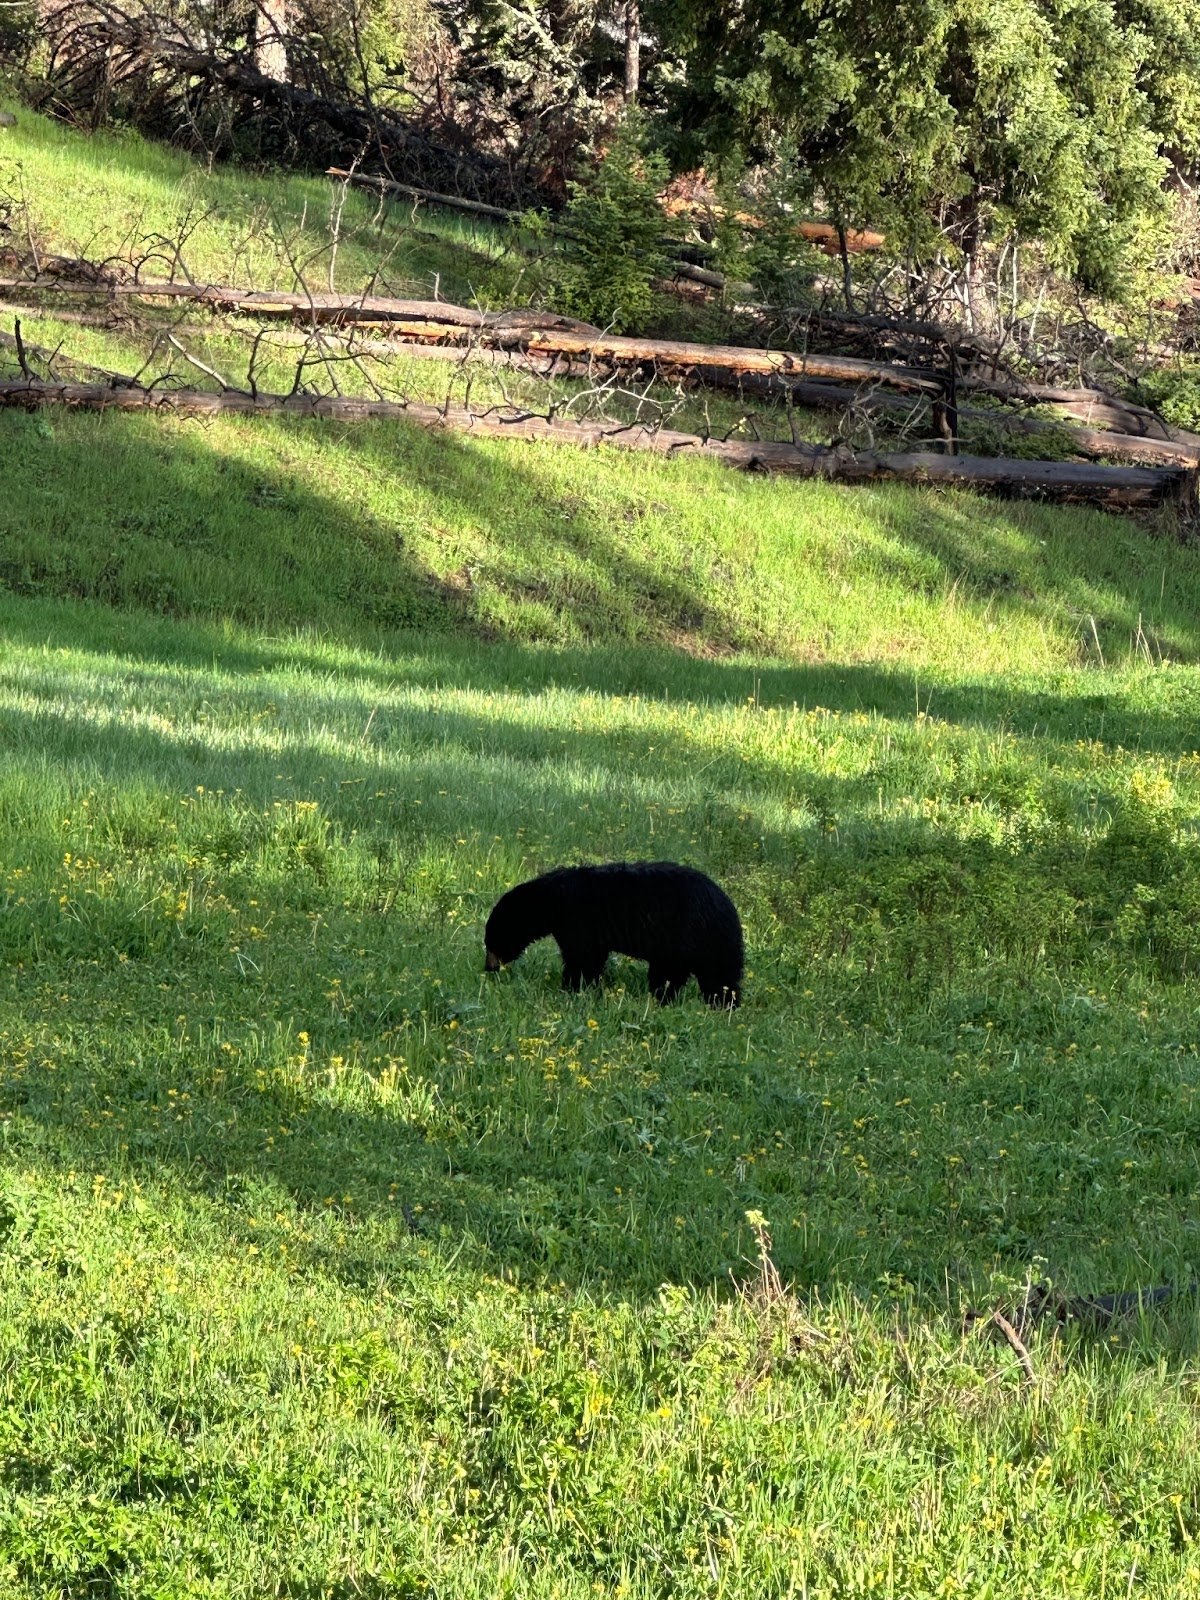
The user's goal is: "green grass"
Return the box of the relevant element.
[6,99,1200,1599]
[0,95,836,443]
[6,592,1200,1597]
[4,406,1200,662]
[0,93,519,301]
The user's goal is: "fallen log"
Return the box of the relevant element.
[7,302,1180,466]
[0,278,945,390]
[0,377,1185,508]
[759,378,1200,469]
[0,277,601,338]
[956,373,1181,439]
[0,300,599,379]
[661,197,885,256]
[671,261,733,291]
[518,329,944,393]
[5,275,1192,447]
[4,287,1193,471]
[0,298,137,330]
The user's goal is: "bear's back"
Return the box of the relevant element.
[555,862,740,963]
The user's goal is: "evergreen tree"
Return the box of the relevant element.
[552,110,669,330]
[653,0,1200,296]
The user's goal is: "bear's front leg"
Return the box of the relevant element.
[559,942,607,991]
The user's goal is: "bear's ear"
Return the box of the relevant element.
[485,949,502,971]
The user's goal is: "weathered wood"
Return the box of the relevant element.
[0,277,600,337]
[6,274,1193,454]
[663,198,885,257]
[0,302,597,377]
[766,378,1200,468]
[956,373,1177,438]
[671,261,730,290]
[0,297,133,329]
[0,377,1184,507]
[797,221,885,254]
[520,329,945,393]
[0,278,944,388]
[325,168,518,223]
[970,413,1200,468]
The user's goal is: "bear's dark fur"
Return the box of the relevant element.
[484,861,743,1007]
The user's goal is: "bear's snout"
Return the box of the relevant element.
[484,948,502,971]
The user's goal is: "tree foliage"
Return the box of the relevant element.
[550,110,669,330]
[655,0,1200,296]
[425,0,627,189]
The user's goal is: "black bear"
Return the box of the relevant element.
[484,861,743,1007]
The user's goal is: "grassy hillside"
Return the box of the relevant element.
[0,94,509,299]
[3,103,1200,1598]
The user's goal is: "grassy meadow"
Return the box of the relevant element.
[5,97,1200,1600]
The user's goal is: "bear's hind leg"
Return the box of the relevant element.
[697,967,740,1009]
[648,965,690,1004]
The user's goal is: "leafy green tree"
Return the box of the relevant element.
[653,0,1200,297]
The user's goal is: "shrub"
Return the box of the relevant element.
[551,113,669,333]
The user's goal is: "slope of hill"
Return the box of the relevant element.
[3,101,1200,1599]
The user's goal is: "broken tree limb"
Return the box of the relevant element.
[0,277,944,388]
[0,377,1186,509]
[325,168,519,223]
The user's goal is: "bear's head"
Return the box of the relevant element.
[484,881,545,971]
[484,900,521,970]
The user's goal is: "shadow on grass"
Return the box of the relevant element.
[1,405,1199,754]
[3,584,1199,762]
[2,671,1199,1321]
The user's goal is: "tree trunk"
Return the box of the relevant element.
[962,209,991,334]
[623,0,640,105]
[253,0,289,81]
[836,225,854,312]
